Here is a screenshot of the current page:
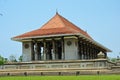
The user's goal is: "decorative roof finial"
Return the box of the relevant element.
[56,9,58,14]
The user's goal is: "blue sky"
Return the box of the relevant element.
[0,0,120,59]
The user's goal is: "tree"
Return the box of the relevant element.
[0,55,5,65]
[108,57,118,62]
[110,58,117,62]
[19,55,23,62]
[9,54,17,62]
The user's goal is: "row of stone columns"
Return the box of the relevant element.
[31,37,65,61]
[31,42,41,61]
[78,38,105,60]
[30,36,106,61]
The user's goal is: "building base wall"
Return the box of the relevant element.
[0,59,108,70]
[1,59,120,76]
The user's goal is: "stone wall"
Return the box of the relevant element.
[1,59,119,76]
[64,38,79,60]
[0,59,108,70]
[22,42,33,62]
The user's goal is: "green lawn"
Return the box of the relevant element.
[0,75,120,80]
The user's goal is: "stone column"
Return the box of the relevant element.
[52,39,55,60]
[86,43,88,59]
[34,43,41,60]
[35,43,38,61]
[38,42,42,60]
[92,47,94,59]
[37,43,41,60]
[77,37,80,59]
[90,45,93,59]
[43,40,46,60]
[79,41,82,60]
[85,43,88,59]
[104,52,107,58]
[95,48,97,59]
[93,47,95,59]
[83,42,85,59]
[92,48,94,59]
[61,37,65,60]
[81,41,84,59]
[88,44,91,59]
[31,42,35,61]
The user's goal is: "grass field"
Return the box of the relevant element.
[0,75,120,80]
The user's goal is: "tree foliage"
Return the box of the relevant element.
[9,54,17,62]
[19,55,23,62]
[0,55,5,65]
[108,57,118,62]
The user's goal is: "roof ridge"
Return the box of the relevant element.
[57,14,80,32]
[40,13,65,29]
[59,15,80,29]
[57,14,91,37]
[56,14,81,33]
[55,13,66,28]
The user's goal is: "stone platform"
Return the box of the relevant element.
[0,59,118,76]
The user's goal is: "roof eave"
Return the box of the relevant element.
[11,33,79,41]
[12,33,112,52]
[76,33,112,52]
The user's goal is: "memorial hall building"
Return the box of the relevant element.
[12,13,111,62]
[0,13,112,74]
[2,13,120,76]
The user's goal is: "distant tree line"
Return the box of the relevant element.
[107,57,119,62]
[0,55,7,65]
[0,55,23,65]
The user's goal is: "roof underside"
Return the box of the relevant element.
[12,13,111,52]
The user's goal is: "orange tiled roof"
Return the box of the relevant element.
[13,13,92,39]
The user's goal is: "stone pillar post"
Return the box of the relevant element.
[88,44,91,59]
[104,52,107,58]
[31,42,35,61]
[90,45,92,59]
[81,41,84,60]
[43,40,46,60]
[77,37,80,59]
[38,43,41,60]
[34,42,41,60]
[85,43,88,59]
[79,41,82,60]
[86,43,88,59]
[92,47,94,59]
[95,48,97,59]
[89,44,91,59]
[52,39,55,60]
[83,42,85,59]
[84,42,86,59]
[61,37,65,60]
[35,43,38,61]
[94,48,96,59]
